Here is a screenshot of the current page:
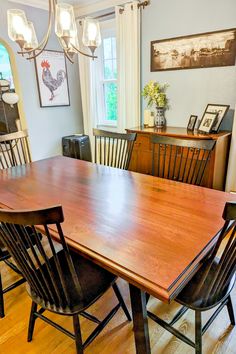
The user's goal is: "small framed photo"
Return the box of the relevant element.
[198,112,218,133]
[34,50,70,107]
[203,104,230,132]
[187,115,198,131]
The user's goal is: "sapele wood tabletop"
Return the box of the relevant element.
[0,156,235,303]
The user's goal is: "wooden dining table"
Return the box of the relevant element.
[0,155,235,353]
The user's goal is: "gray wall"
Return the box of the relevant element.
[0,0,83,161]
[142,0,236,127]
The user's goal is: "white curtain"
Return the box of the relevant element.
[225,105,236,192]
[76,21,102,160]
[116,1,141,132]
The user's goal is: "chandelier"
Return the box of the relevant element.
[7,0,101,63]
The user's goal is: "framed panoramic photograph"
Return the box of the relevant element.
[187,115,198,131]
[34,50,70,107]
[151,28,236,71]
[198,112,218,133]
[204,103,230,132]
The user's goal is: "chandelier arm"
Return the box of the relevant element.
[17,0,53,55]
[56,36,74,63]
[25,41,48,60]
[63,50,74,64]
[71,44,97,59]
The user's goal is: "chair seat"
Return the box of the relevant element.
[27,249,117,315]
[177,259,235,310]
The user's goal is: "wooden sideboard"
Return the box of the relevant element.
[126,126,231,191]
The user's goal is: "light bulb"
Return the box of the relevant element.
[60,10,71,31]
[87,23,97,41]
[7,9,28,48]
[24,23,32,43]
[55,3,77,43]
[24,21,38,50]
[12,15,25,34]
[82,18,101,53]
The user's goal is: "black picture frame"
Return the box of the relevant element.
[34,50,70,108]
[187,115,198,131]
[151,28,236,72]
[198,112,218,133]
[203,103,230,132]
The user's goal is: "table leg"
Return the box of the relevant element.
[129,284,151,354]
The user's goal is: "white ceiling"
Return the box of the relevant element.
[9,0,109,9]
[8,0,127,16]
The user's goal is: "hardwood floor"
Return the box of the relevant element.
[0,261,235,354]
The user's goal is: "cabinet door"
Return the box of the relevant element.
[129,134,152,174]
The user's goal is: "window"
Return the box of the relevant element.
[103,37,117,123]
[0,43,14,89]
[98,26,118,127]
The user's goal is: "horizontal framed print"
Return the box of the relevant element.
[187,115,198,131]
[198,112,218,133]
[34,50,70,107]
[151,28,236,71]
[204,103,230,132]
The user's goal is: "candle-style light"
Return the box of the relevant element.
[7,0,101,63]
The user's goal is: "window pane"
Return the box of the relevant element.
[103,38,112,60]
[112,59,117,79]
[112,37,116,58]
[104,82,117,121]
[0,43,14,89]
[104,59,113,79]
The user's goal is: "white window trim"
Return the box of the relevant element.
[97,20,118,130]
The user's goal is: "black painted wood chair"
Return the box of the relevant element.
[93,129,136,170]
[0,129,31,317]
[147,201,236,354]
[151,135,216,186]
[0,206,131,353]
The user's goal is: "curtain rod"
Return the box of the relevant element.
[76,0,150,21]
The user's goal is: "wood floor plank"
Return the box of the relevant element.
[0,265,235,353]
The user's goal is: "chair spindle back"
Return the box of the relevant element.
[93,129,136,170]
[196,201,236,305]
[151,136,216,186]
[0,206,82,310]
[0,130,31,169]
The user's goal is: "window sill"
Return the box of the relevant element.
[97,124,118,129]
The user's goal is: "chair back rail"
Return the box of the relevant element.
[0,130,31,169]
[93,129,136,170]
[195,201,236,305]
[151,135,216,186]
[0,206,83,310]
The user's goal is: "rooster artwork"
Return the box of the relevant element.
[41,60,66,101]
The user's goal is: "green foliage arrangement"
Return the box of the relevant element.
[142,81,169,109]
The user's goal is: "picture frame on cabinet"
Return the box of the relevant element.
[198,111,218,133]
[187,115,198,131]
[203,103,230,132]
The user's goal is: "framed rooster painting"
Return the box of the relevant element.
[34,50,70,107]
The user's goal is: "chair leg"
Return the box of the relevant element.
[27,301,38,342]
[169,306,188,326]
[195,311,202,354]
[73,314,83,354]
[146,293,150,304]
[112,283,132,321]
[0,271,4,318]
[227,295,235,326]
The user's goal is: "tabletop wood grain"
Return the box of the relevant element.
[0,156,235,302]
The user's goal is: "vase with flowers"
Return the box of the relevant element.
[142,81,169,128]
